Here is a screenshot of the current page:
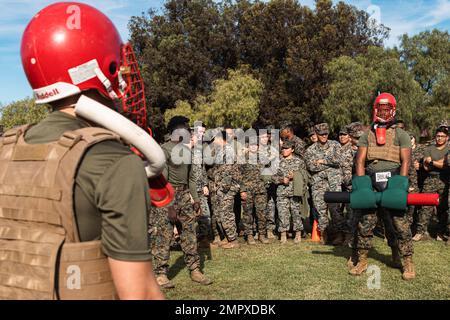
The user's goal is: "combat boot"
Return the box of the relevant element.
[401,256,416,281]
[219,238,229,247]
[190,269,213,285]
[267,231,276,240]
[259,234,270,244]
[280,232,287,244]
[391,246,402,269]
[212,235,221,245]
[294,232,302,244]
[347,249,358,271]
[332,232,345,246]
[156,274,175,289]
[349,249,369,276]
[412,232,423,241]
[222,239,240,249]
[247,235,256,245]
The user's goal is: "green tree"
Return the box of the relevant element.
[399,30,450,94]
[165,68,263,129]
[323,46,424,135]
[399,30,450,133]
[0,98,49,130]
[129,0,389,136]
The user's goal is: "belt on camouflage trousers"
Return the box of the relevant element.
[173,185,188,191]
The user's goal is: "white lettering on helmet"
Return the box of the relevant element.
[36,88,60,100]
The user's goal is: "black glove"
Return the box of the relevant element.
[167,206,178,224]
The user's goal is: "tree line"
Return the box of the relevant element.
[1,0,449,141]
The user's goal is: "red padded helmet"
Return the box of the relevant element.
[373,93,397,124]
[20,2,147,128]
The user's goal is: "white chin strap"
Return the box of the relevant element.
[74,95,166,178]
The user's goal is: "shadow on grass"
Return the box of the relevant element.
[168,245,213,279]
[311,244,394,268]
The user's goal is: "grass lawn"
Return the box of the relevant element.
[163,237,450,300]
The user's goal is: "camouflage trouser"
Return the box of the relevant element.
[149,189,200,275]
[416,175,449,235]
[211,190,238,241]
[277,196,304,233]
[343,184,355,234]
[311,181,346,233]
[196,194,212,239]
[354,208,414,257]
[265,184,277,232]
[242,191,267,236]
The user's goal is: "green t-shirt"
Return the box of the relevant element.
[358,127,411,172]
[25,111,151,261]
[161,141,199,200]
[424,145,449,174]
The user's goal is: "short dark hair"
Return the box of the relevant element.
[168,116,190,133]
[436,127,449,136]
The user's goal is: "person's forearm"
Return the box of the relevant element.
[108,258,165,300]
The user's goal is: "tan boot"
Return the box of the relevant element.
[332,232,345,246]
[267,231,276,240]
[219,238,229,247]
[349,250,369,276]
[294,232,302,244]
[401,256,416,281]
[391,247,402,269]
[190,269,213,285]
[412,233,423,242]
[221,239,240,249]
[212,235,221,245]
[247,235,256,245]
[347,249,358,271]
[156,274,175,289]
[259,234,270,244]
[280,232,287,244]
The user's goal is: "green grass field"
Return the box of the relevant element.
[163,237,450,300]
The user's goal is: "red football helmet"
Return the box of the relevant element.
[373,93,397,124]
[21,2,147,128]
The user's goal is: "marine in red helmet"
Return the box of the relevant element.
[349,93,416,281]
[0,2,165,300]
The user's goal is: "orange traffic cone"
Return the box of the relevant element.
[311,220,321,242]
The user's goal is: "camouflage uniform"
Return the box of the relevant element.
[212,164,241,241]
[340,141,356,233]
[305,126,345,233]
[150,140,201,276]
[273,152,304,233]
[416,144,449,236]
[407,143,425,226]
[239,155,268,237]
[259,144,280,233]
[191,144,211,239]
[149,190,200,276]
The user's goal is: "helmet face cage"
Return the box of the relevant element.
[374,103,396,124]
[120,44,147,129]
[373,93,397,124]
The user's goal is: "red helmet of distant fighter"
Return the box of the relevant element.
[373,93,397,124]
[20,2,147,128]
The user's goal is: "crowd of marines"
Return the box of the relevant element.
[149,116,450,289]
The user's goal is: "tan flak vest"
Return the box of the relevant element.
[367,128,401,164]
[0,125,122,300]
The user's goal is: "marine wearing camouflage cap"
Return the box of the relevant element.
[346,122,365,138]
[314,123,330,135]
